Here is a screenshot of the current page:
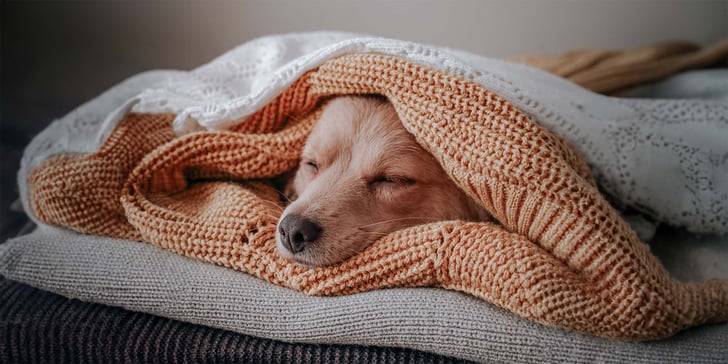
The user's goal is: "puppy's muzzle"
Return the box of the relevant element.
[278,214,322,253]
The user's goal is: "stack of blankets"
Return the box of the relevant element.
[2,33,727,363]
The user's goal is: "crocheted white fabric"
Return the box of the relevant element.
[19,31,728,234]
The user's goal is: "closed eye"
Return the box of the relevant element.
[302,159,318,174]
[368,175,416,188]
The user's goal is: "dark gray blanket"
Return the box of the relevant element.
[0,276,470,364]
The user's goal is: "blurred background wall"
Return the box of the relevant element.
[0,0,726,238]
[2,0,727,134]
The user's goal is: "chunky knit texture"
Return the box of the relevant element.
[0,277,470,364]
[28,54,728,340]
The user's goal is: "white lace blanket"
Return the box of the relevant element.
[19,32,728,234]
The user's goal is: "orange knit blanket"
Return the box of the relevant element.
[28,54,728,340]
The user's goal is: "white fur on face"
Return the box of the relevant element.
[276,96,488,267]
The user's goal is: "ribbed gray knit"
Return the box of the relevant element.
[1,226,726,363]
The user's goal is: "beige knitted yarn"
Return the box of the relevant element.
[511,38,728,94]
[28,54,728,340]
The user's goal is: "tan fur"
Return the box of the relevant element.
[277,96,488,266]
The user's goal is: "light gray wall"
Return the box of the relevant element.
[8,1,726,66]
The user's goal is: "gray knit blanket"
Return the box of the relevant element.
[1,226,727,363]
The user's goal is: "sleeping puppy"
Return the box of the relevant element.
[276,96,489,267]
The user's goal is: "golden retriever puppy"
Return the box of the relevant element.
[276,96,488,267]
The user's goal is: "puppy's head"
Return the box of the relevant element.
[276,96,487,267]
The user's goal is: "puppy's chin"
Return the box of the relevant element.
[282,254,333,268]
[275,231,372,268]
[275,248,344,268]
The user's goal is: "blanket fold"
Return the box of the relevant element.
[28,53,728,340]
[512,39,728,94]
[0,276,470,364]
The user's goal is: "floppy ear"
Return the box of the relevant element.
[272,166,299,203]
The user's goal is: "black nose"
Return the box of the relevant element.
[278,214,322,253]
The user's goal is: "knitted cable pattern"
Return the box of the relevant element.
[28,54,728,340]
